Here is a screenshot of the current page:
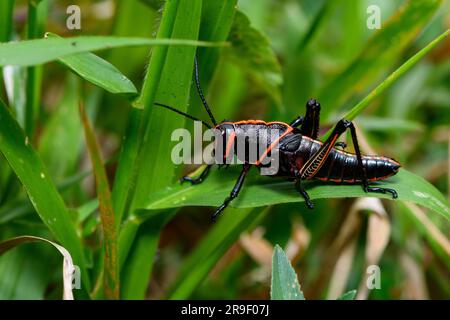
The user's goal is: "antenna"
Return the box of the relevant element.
[154,102,212,129]
[194,56,217,126]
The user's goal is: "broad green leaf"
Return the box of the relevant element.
[227,10,282,106]
[80,104,119,299]
[271,245,304,300]
[317,0,443,120]
[337,290,357,300]
[168,208,266,299]
[0,235,77,300]
[142,169,450,221]
[0,98,90,291]
[0,35,226,67]
[45,33,138,99]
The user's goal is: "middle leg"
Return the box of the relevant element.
[211,163,252,221]
[295,178,314,209]
[181,164,212,185]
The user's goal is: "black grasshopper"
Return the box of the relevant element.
[156,58,400,220]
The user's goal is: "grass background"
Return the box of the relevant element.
[0,0,449,299]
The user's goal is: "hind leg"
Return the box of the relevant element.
[346,122,398,199]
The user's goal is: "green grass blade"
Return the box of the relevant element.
[271,245,305,300]
[296,0,337,52]
[0,0,14,90]
[113,0,184,222]
[168,208,265,299]
[79,104,119,299]
[117,0,203,299]
[322,28,450,140]
[25,0,47,137]
[0,98,90,291]
[59,53,138,99]
[188,0,238,117]
[107,0,158,77]
[120,213,173,299]
[343,28,450,121]
[142,168,450,221]
[0,36,226,67]
[317,0,443,120]
[45,33,138,99]
[0,0,14,43]
[196,0,238,85]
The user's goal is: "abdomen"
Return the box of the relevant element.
[314,150,400,183]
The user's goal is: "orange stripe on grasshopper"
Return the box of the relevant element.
[255,126,294,165]
[224,131,237,159]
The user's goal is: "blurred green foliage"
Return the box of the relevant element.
[0,0,449,300]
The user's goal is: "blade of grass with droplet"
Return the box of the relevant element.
[0,98,90,292]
